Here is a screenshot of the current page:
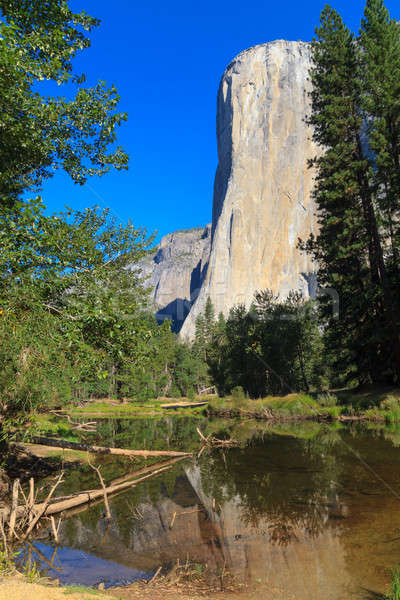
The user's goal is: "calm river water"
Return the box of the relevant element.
[19,417,400,599]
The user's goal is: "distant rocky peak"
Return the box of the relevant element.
[138,224,211,332]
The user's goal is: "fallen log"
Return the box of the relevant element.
[30,436,191,458]
[108,455,186,487]
[27,455,186,506]
[161,401,208,410]
[45,465,172,515]
[196,428,239,452]
[0,464,173,523]
[50,457,187,520]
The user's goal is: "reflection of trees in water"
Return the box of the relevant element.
[61,422,400,552]
[199,429,345,538]
[83,416,211,452]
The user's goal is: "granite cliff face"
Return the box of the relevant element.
[138,225,211,331]
[180,40,319,337]
[140,40,319,335]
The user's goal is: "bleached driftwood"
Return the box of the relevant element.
[30,436,191,458]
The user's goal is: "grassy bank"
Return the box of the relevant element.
[65,397,212,418]
[8,387,400,462]
[207,387,400,423]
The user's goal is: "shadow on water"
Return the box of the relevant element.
[20,417,400,599]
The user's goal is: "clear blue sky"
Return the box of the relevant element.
[39,0,399,242]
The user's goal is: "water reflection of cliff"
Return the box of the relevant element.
[55,430,400,599]
[58,469,351,599]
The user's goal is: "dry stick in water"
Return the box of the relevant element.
[197,428,238,455]
[148,566,162,585]
[8,479,19,540]
[28,478,35,524]
[169,511,177,529]
[87,456,111,520]
[21,471,64,540]
[50,516,62,544]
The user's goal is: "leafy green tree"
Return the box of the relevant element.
[207,312,228,395]
[254,291,327,394]
[118,317,177,401]
[0,200,155,414]
[0,0,128,203]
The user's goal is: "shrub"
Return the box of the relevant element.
[317,392,338,407]
[231,386,245,401]
[230,386,246,408]
[380,396,400,424]
[380,395,400,411]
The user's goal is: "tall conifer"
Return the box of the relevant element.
[305,5,400,383]
[360,0,400,292]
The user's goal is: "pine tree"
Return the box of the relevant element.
[360,0,400,306]
[304,4,400,384]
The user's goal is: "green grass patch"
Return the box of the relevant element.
[209,386,400,423]
[337,385,400,411]
[62,585,103,596]
[66,396,211,418]
[27,414,80,442]
[387,566,400,600]
[208,393,320,418]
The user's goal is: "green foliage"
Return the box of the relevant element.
[302,1,400,387]
[380,396,400,423]
[231,386,245,401]
[0,0,128,204]
[0,199,159,415]
[22,560,41,583]
[170,342,208,398]
[0,197,215,421]
[195,292,327,398]
[231,386,246,408]
[317,392,338,407]
[0,546,20,575]
[62,585,104,596]
[388,567,400,600]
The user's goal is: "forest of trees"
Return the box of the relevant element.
[1,0,400,421]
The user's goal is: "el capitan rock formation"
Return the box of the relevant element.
[181,40,319,337]
[141,40,319,336]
